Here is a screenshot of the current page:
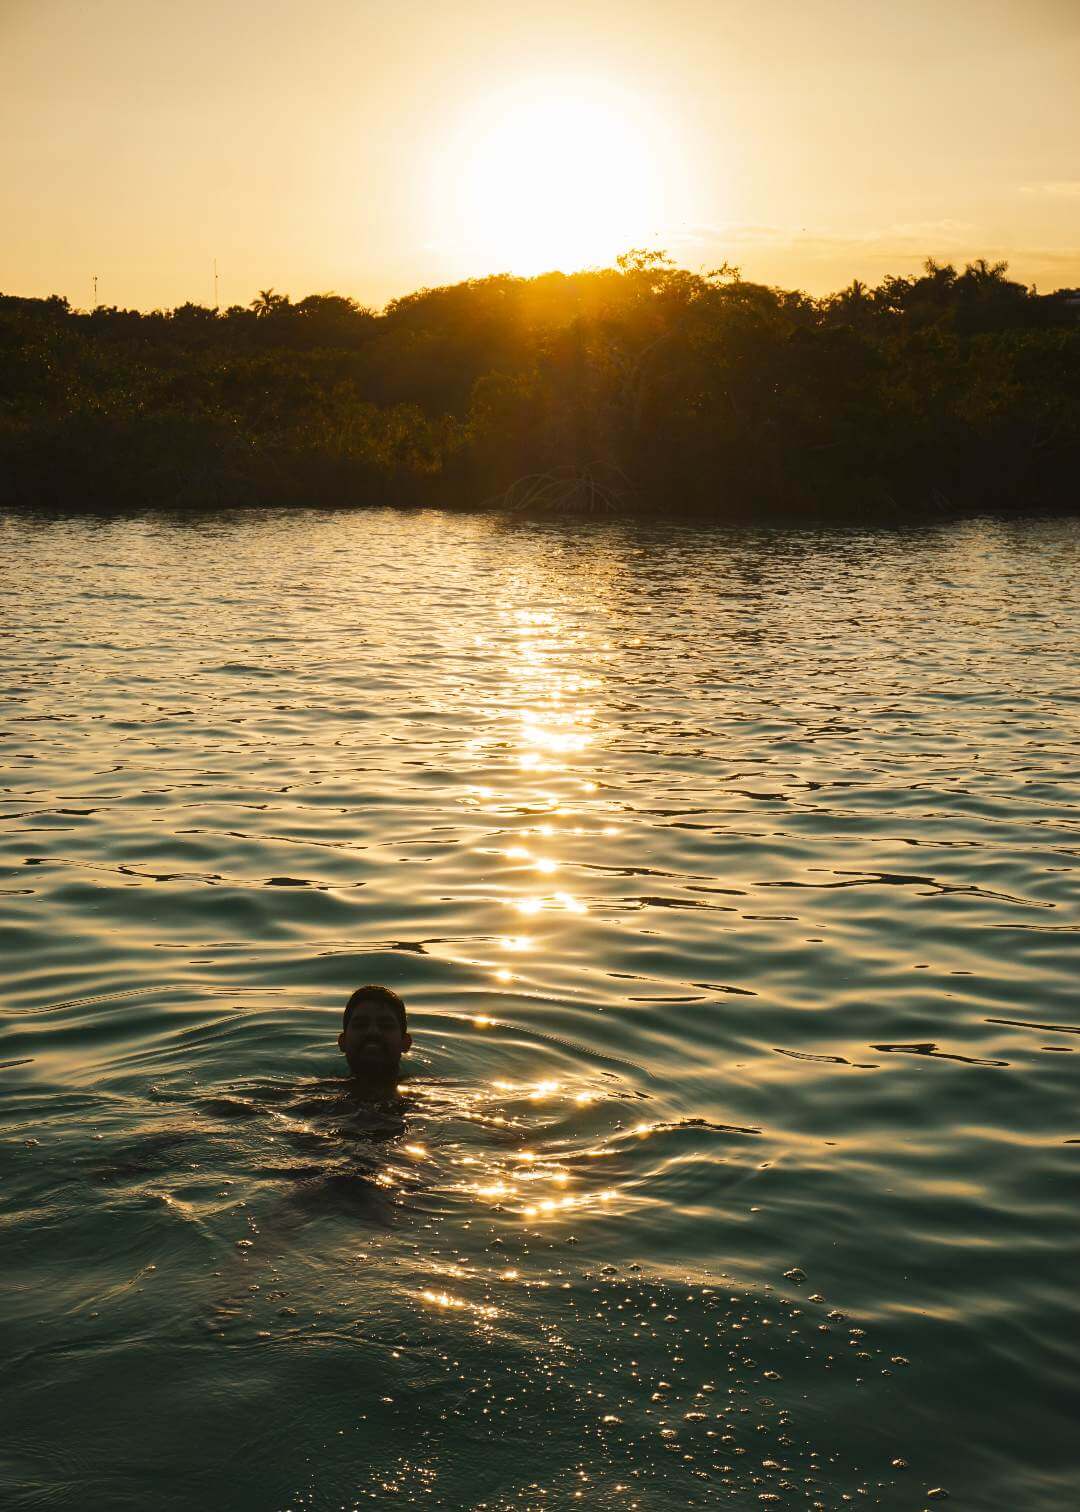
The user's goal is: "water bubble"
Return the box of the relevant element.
[782,1268,806,1284]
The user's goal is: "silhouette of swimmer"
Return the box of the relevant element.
[239,986,412,1227]
[337,984,412,1095]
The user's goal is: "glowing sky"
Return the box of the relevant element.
[2,0,1078,309]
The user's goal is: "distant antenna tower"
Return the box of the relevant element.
[92,272,98,308]
[213,258,219,310]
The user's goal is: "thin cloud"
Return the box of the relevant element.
[668,221,1080,294]
[675,219,977,254]
[1020,181,1080,198]
[885,219,976,243]
[674,223,796,248]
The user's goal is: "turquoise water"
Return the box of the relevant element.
[1,508,1077,1511]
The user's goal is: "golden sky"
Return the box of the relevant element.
[3,0,1079,310]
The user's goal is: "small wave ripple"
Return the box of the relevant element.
[1,508,1078,1510]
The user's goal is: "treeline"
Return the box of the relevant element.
[1,252,1078,517]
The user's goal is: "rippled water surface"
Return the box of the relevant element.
[2,508,1078,1510]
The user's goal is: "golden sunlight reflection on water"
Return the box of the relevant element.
[4,512,1080,1510]
[466,597,609,940]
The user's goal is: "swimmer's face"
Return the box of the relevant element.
[338,997,412,1082]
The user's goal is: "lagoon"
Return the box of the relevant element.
[1,507,1077,1509]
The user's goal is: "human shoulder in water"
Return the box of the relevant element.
[337,983,412,1099]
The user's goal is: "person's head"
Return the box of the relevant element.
[337,985,411,1084]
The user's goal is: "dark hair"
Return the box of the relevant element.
[342,984,407,1033]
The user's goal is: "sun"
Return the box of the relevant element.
[433,80,672,276]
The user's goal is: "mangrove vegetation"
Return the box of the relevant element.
[1,253,1078,517]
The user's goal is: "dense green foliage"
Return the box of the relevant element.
[2,254,1078,516]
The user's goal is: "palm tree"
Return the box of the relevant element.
[250,288,290,318]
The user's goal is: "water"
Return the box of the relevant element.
[1,508,1077,1511]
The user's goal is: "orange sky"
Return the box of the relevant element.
[3,0,1079,310]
